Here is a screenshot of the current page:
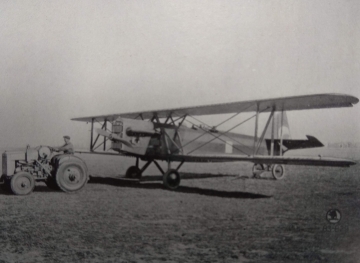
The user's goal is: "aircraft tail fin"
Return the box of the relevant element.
[263,112,324,155]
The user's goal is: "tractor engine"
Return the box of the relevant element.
[2,146,53,179]
[1,145,88,196]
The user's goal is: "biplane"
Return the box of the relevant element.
[72,93,358,190]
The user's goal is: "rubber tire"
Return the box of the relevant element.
[125,166,141,179]
[272,164,285,180]
[45,176,60,190]
[1,177,11,193]
[10,172,35,195]
[252,163,264,177]
[55,161,88,193]
[163,169,181,190]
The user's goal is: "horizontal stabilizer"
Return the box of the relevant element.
[265,135,324,155]
[283,135,324,150]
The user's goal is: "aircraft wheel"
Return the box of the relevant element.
[10,172,35,195]
[125,166,141,179]
[252,163,265,177]
[163,169,181,190]
[272,164,285,180]
[55,161,88,193]
[45,176,60,190]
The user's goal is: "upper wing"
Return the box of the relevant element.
[72,93,358,122]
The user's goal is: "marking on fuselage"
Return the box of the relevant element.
[225,141,233,154]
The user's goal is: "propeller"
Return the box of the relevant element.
[95,128,133,148]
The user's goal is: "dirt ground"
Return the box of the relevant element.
[0,153,359,263]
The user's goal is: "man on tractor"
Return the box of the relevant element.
[51,135,74,154]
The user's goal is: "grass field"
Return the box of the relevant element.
[0,148,359,262]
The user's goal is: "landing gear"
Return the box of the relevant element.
[252,163,265,177]
[10,172,35,195]
[163,169,181,190]
[271,164,285,180]
[125,166,141,179]
[126,158,183,190]
[251,163,286,180]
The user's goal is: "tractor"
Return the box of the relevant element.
[1,145,88,195]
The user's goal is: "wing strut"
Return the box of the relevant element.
[184,106,271,155]
[91,119,108,151]
[103,119,107,151]
[280,110,284,156]
[90,118,94,151]
[88,118,112,152]
[270,107,275,156]
[173,104,256,155]
[255,108,275,155]
[253,103,259,155]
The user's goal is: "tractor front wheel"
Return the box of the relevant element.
[1,177,11,192]
[45,176,60,190]
[10,172,35,195]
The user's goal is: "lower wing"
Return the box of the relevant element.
[167,154,356,167]
[75,151,356,167]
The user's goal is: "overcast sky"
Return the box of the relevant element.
[0,0,359,148]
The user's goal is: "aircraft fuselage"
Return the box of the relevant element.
[110,118,270,159]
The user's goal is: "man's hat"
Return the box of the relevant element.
[63,135,70,140]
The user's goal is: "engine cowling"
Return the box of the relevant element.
[2,146,53,177]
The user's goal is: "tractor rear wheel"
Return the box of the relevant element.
[163,169,181,190]
[55,161,88,193]
[10,172,35,195]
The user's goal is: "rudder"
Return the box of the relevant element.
[265,111,291,140]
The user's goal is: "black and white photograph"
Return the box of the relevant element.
[0,1,359,262]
